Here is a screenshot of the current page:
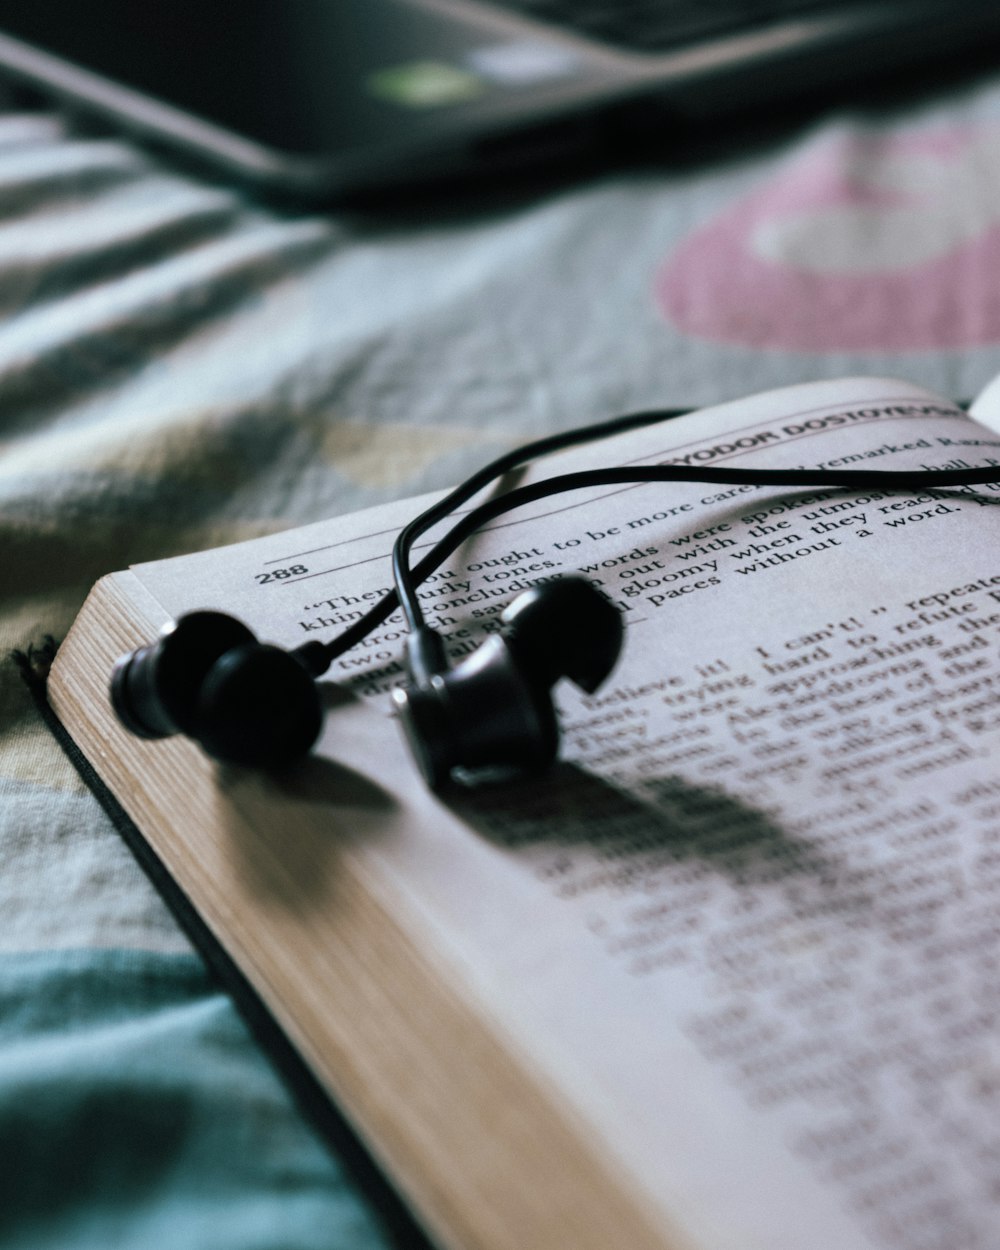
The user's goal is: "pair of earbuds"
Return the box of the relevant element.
[110,405,1000,789]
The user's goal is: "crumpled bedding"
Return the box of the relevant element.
[3,67,1000,1249]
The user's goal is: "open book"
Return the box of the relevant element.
[48,375,1000,1250]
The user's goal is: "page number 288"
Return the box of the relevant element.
[254,564,309,584]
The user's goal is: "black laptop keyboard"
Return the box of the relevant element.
[489,0,845,54]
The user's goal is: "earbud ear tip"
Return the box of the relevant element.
[196,643,323,768]
[110,611,257,739]
[502,577,623,693]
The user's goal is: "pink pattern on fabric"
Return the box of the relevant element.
[656,126,1000,351]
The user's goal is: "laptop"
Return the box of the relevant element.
[0,1,996,201]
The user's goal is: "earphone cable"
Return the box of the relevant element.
[390,406,691,632]
[295,406,691,665]
[308,454,1000,671]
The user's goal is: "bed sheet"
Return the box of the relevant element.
[4,68,1000,1250]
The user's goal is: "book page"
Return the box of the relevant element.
[132,378,1000,1250]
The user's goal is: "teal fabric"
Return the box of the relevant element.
[0,950,391,1250]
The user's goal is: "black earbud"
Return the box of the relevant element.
[109,579,621,784]
[392,577,623,789]
[110,610,324,768]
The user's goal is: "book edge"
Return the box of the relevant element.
[48,573,692,1250]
